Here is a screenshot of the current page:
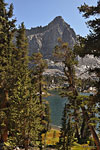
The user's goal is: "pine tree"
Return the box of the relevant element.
[58,103,68,150]
[9,23,43,149]
[75,1,100,101]
[9,23,31,149]
[0,1,49,149]
[54,39,80,142]
[78,0,100,57]
[75,1,100,149]
[77,1,100,99]
[58,104,73,150]
[29,52,49,150]
[0,0,16,144]
[53,39,100,149]
[30,52,47,104]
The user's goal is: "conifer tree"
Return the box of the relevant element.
[30,52,49,150]
[9,22,30,149]
[0,0,16,144]
[10,23,43,149]
[75,0,100,103]
[59,103,68,150]
[77,0,100,57]
[30,52,47,104]
[0,1,49,149]
[53,39,100,149]
[54,39,80,142]
[58,103,73,150]
[75,1,100,149]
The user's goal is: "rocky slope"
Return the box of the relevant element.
[26,16,100,80]
[43,55,100,80]
[76,55,100,79]
[26,16,76,58]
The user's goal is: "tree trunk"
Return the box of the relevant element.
[81,107,100,150]
[39,81,42,104]
[1,91,9,142]
[63,50,100,149]
[89,125,100,150]
[74,109,80,143]
[1,126,8,142]
[24,138,29,150]
[81,117,85,139]
[75,124,80,143]
[39,133,42,150]
[44,132,46,150]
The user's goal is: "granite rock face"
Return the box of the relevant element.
[44,55,100,79]
[26,16,76,58]
[26,16,100,79]
[76,55,100,79]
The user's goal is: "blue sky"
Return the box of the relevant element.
[6,0,97,37]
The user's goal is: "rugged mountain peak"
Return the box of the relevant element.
[53,16,63,21]
[26,16,77,58]
[48,16,65,26]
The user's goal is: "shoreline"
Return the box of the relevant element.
[50,124,61,131]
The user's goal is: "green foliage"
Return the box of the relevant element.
[0,0,17,145]
[29,52,47,104]
[77,1,100,57]
[53,37,100,148]
[0,1,50,150]
[58,104,73,150]
[73,1,100,149]
[77,0,100,130]
[29,52,50,150]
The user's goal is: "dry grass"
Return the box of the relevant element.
[72,143,96,150]
[42,129,96,150]
[42,128,60,145]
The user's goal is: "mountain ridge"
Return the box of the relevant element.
[26,16,70,35]
[26,16,77,58]
[25,16,100,80]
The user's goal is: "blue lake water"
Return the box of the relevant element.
[45,90,92,127]
[45,90,68,126]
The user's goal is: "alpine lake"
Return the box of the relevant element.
[44,89,90,127]
[45,89,68,127]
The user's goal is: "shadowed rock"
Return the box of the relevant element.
[26,16,76,58]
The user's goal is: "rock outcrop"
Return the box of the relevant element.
[26,16,100,80]
[26,16,76,58]
[42,55,100,80]
[76,55,100,79]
